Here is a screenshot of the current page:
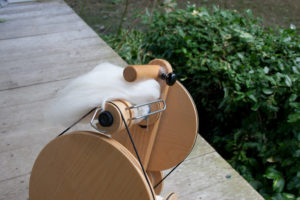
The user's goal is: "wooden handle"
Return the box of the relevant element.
[123,65,161,82]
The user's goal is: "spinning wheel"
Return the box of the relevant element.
[30,131,153,200]
[29,59,198,200]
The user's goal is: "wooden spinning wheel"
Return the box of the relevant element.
[29,59,198,200]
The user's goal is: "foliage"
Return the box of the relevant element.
[102,29,151,64]
[104,4,300,199]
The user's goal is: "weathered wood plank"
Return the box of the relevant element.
[0,17,125,90]
[162,152,237,197]
[0,2,72,21]
[161,152,264,200]
[0,48,125,90]
[0,144,43,182]
[1,39,107,66]
[0,20,86,40]
[0,79,67,108]
[0,29,99,60]
[0,12,84,40]
[0,0,8,7]
[0,36,103,63]
[0,174,29,200]
[183,177,263,200]
[185,135,215,161]
[7,0,35,4]
[1,44,108,74]
[0,55,125,108]
[0,128,58,153]
[0,1,58,14]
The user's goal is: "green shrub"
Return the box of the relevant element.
[104,4,300,199]
[102,30,150,65]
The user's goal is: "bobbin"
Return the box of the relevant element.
[90,99,166,136]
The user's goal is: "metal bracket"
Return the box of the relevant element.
[126,99,166,120]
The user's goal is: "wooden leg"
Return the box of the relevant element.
[147,171,163,195]
[163,193,178,200]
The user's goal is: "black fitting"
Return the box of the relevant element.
[98,111,114,127]
[160,72,176,86]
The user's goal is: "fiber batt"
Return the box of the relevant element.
[47,62,161,126]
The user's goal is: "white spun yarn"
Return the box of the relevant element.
[47,62,161,126]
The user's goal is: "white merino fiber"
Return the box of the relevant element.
[155,195,164,200]
[47,62,161,126]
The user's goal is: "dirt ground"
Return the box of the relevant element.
[65,0,300,35]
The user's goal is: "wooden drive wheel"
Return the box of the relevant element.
[29,131,154,200]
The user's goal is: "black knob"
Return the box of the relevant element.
[166,72,176,86]
[98,111,114,127]
[160,72,176,86]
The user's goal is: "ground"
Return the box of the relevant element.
[64,0,300,35]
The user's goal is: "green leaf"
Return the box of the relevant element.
[282,193,295,199]
[289,102,300,109]
[285,75,292,87]
[0,19,6,23]
[264,67,270,74]
[237,52,244,60]
[262,88,273,95]
[251,102,260,111]
[293,66,300,74]
[145,8,150,17]
[248,94,257,102]
[287,113,300,123]
[245,9,253,17]
[289,94,297,102]
[273,177,285,193]
[265,167,282,180]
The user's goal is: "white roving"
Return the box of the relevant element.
[47,62,161,126]
[156,195,164,200]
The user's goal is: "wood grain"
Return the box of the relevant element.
[147,171,163,195]
[0,1,60,15]
[148,81,198,171]
[29,131,153,200]
[0,13,83,40]
[0,2,72,21]
[160,151,264,200]
[123,65,161,82]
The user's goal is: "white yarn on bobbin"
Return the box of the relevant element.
[46,62,161,126]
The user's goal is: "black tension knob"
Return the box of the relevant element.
[166,72,176,86]
[98,111,114,127]
[160,72,177,86]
